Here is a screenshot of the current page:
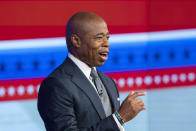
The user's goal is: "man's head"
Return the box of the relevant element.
[66,11,110,67]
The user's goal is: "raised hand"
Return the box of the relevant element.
[117,91,146,123]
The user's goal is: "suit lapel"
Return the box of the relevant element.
[65,58,106,119]
[97,70,119,112]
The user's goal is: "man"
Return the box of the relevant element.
[38,11,146,131]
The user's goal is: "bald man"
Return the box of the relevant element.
[38,11,146,131]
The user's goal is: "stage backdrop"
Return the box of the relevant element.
[0,0,196,131]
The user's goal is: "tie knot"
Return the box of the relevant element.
[90,68,98,79]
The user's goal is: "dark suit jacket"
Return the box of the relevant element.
[37,57,120,131]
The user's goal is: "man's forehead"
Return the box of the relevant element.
[88,22,109,35]
[79,19,108,34]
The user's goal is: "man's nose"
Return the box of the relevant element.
[103,37,109,48]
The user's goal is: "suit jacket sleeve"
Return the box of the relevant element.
[37,77,120,131]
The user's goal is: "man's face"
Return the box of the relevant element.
[77,19,110,67]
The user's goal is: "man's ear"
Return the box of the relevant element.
[71,34,81,48]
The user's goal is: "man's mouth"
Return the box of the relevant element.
[98,51,109,61]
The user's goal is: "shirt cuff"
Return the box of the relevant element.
[112,114,125,131]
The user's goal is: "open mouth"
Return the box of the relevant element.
[98,52,109,61]
[100,52,107,57]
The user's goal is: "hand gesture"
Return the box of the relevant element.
[117,91,146,123]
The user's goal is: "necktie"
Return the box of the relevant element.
[90,68,112,117]
[90,68,103,96]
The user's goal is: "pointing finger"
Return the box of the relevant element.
[131,92,146,99]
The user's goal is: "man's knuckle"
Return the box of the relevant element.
[137,98,142,102]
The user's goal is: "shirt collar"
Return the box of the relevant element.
[68,53,95,79]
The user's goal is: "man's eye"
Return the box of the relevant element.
[95,37,103,40]
[107,36,110,40]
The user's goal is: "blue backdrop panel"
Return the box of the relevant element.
[0,37,196,80]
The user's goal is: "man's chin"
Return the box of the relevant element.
[89,60,106,67]
[96,61,105,67]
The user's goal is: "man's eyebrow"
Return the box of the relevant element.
[95,32,110,36]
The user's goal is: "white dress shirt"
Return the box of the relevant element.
[68,53,124,131]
